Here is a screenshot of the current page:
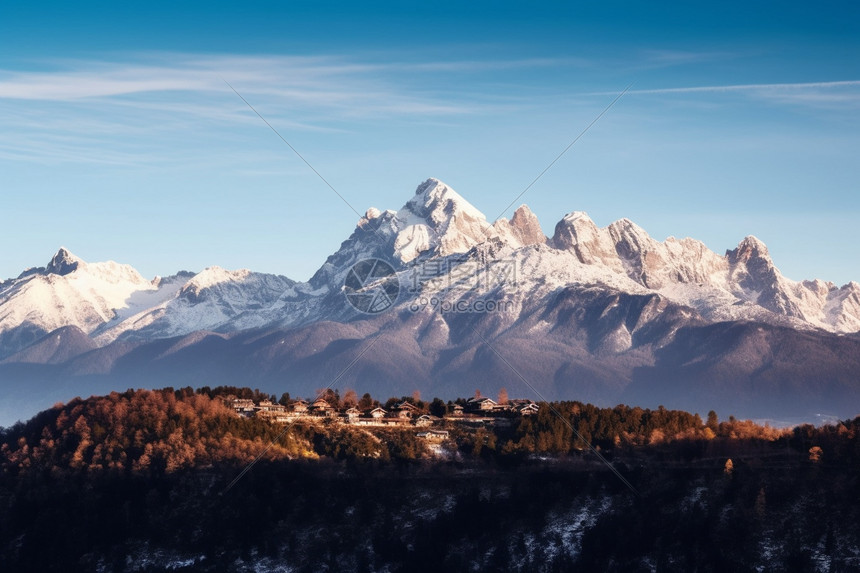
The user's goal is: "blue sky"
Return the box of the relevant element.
[1,1,858,284]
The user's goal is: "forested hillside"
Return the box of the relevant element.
[1,387,859,571]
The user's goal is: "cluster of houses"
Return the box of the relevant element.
[463,395,540,416]
[225,394,540,435]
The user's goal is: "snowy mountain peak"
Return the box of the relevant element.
[391,179,493,263]
[562,211,593,224]
[491,205,546,249]
[185,266,251,289]
[413,177,440,196]
[310,179,543,287]
[355,207,390,233]
[508,205,546,246]
[46,247,84,276]
[552,211,617,264]
[402,178,487,224]
[177,267,255,302]
[608,217,649,238]
[0,249,161,357]
[606,218,659,265]
[728,235,770,265]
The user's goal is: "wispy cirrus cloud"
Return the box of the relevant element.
[635,49,736,69]
[622,80,860,109]
[630,80,860,95]
[0,63,466,119]
[0,53,571,109]
[2,53,557,165]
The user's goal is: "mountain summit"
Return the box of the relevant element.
[46,247,84,276]
[391,178,494,262]
[309,178,546,290]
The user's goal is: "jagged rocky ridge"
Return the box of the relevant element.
[1,178,859,423]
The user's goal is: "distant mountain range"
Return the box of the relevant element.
[2,178,859,425]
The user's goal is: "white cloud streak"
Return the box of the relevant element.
[4,53,855,169]
[0,53,575,166]
[577,80,860,112]
[0,54,569,107]
[629,80,860,95]
[619,80,860,110]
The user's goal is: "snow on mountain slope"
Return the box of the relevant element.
[93,266,296,343]
[331,182,859,335]
[816,281,860,332]
[0,249,298,355]
[551,213,730,288]
[317,178,547,274]
[1,178,858,364]
[0,248,162,356]
[306,179,549,313]
[549,212,860,332]
[256,178,860,336]
[304,178,507,300]
[391,178,493,263]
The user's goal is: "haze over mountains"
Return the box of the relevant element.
[2,178,859,426]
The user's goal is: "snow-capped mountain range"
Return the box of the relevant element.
[1,178,859,424]
[3,177,856,351]
[0,248,295,353]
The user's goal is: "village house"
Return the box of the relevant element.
[415,414,440,427]
[230,398,256,417]
[255,409,291,423]
[310,398,337,417]
[257,400,286,413]
[350,406,407,426]
[369,407,387,419]
[466,396,498,412]
[395,409,411,419]
[517,402,539,415]
[416,429,449,441]
[394,401,420,415]
[343,407,360,422]
[291,400,309,415]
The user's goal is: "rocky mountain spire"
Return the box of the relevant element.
[46,247,84,276]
